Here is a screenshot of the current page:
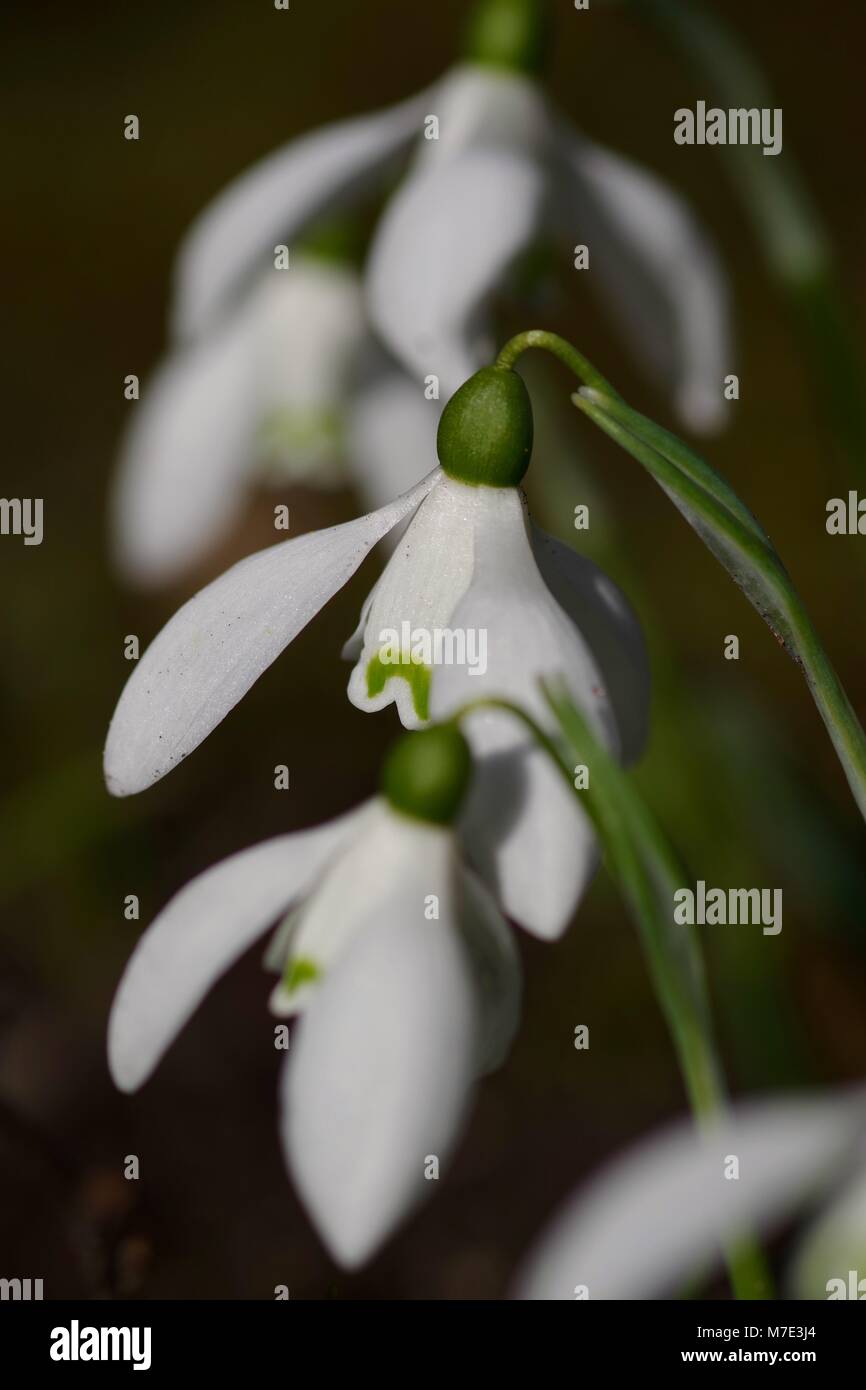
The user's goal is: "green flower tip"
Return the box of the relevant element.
[382,725,473,826]
[437,366,533,488]
[464,0,550,76]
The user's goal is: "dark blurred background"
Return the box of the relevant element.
[2,0,866,1298]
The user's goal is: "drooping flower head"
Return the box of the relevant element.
[115,0,731,585]
[109,723,520,1267]
[105,343,649,941]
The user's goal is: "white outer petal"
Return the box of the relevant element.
[344,353,440,515]
[367,149,548,400]
[514,1091,866,1300]
[532,526,650,765]
[457,866,522,1076]
[429,488,618,940]
[173,90,431,341]
[282,823,476,1268]
[555,124,731,434]
[108,805,370,1092]
[110,302,260,587]
[415,63,551,167]
[104,469,441,796]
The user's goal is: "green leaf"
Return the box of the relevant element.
[571,385,866,826]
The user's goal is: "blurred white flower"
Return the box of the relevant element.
[114,0,729,587]
[113,254,439,587]
[108,728,520,1268]
[513,1087,866,1300]
[104,367,649,941]
[171,54,730,431]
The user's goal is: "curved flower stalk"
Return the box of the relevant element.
[108,725,521,1269]
[112,250,439,587]
[512,1085,866,1299]
[170,0,730,432]
[104,363,650,941]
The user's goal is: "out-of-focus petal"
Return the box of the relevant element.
[253,258,367,486]
[555,124,731,434]
[111,303,259,587]
[108,806,369,1092]
[532,527,650,765]
[273,801,445,1015]
[173,90,431,341]
[344,349,440,514]
[104,469,440,797]
[787,1164,866,1299]
[282,833,475,1268]
[514,1091,866,1300]
[458,866,522,1075]
[416,63,551,167]
[367,149,548,400]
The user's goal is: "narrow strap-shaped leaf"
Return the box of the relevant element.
[572,388,866,825]
[538,678,772,1299]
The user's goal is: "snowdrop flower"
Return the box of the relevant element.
[113,250,439,587]
[108,725,521,1269]
[104,359,650,941]
[170,0,729,435]
[513,1085,866,1300]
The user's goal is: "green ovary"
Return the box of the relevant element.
[366,651,431,722]
[282,957,320,995]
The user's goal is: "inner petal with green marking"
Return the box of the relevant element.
[366,649,431,723]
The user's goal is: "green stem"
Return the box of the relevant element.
[496,329,620,398]
[451,697,772,1299]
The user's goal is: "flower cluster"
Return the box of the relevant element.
[104,0,754,1274]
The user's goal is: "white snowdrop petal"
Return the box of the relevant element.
[415,63,552,168]
[344,352,440,515]
[108,806,369,1093]
[457,866,522,1075]
[252,258,367,485]
[458,730,600,941]
[173,90,431,341]
[282,828,476,1268]
[279,802,447,1011]
[111,304,260,587]
[531,526,650,765]
[555,124,731,434]
[104,469,440,797]
[429,488,616,938]
[346,476,479,728]
[367,148,548,401]
[787,1164,866,1299]
[514,1091,866,1300]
